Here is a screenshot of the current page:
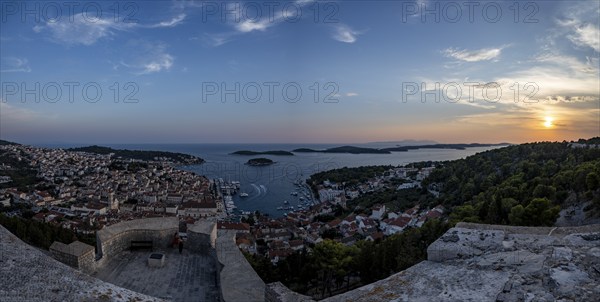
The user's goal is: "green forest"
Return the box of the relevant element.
[424,139,600,226]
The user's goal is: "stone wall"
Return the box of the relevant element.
[187,220,217,254]
[265,282,314,302]
[217,230,265,302]
[49,241,96,273]
[428,222,600,262]
[78,247,96,273]
[95,217,179,267]
[50,243,78,268]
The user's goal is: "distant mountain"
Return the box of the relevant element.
[363,139,438,148]
[231,150,294,156]
[293,146,391,154]
[381,143,511,152]
[67,145,204,164]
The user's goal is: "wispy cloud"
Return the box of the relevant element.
[199,0,361,46]
[235,18,273,33]
[535,53,599,74]
[199,0,317,46]
[33,13,186,46]
[346,92,359,97]
[567,23,600,52]
[192,32,234,47]
[0,57,31,73]
[33,14,133,46]
[149,14,187,28]
[139,54,174,74]
[443,46,506,62]
[555,1,600,53]
[230,0,315,33]
[120,41,174,75]
[332,24,361,43]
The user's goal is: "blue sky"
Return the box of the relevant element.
[1,0,599,144]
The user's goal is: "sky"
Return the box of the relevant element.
[0,0,599,144]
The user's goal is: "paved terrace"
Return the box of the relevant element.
[93,248,219,302]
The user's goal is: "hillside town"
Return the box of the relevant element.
[0,143,446,265]
[0,143,223,234]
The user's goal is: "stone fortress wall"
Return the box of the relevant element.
[95,217,180,268]
[43,217,265,302]
[187,220,218,254]
[47,217,220,273]
[217,229,266,302]
[49,240,96,273]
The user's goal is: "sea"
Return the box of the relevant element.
[41,143,504,218]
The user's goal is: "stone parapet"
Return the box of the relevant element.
[217,229,265,302]
[49,240,96,273]
[325,223,600,302]
[187,219,217,254]
[265,282,315,302]
[95,217,179,266]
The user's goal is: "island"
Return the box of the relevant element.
[293,146,391,154]
[67,145,204,165]
[246,158,274,166]
[231,150,294,156]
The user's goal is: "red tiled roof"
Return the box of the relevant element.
[389,216,411,227]
[218,222,250,231]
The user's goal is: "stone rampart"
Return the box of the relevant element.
[95,217,179,266]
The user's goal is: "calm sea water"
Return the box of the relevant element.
[42,143,503,217]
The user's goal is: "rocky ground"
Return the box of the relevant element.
[320,223,600,302]
[555,201,600,227]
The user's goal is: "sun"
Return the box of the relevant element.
[543,116,554,128]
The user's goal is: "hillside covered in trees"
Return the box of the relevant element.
[424,138,600,226]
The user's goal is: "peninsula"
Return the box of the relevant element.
[67,145,204,165]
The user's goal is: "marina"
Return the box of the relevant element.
[214,174,318,218]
